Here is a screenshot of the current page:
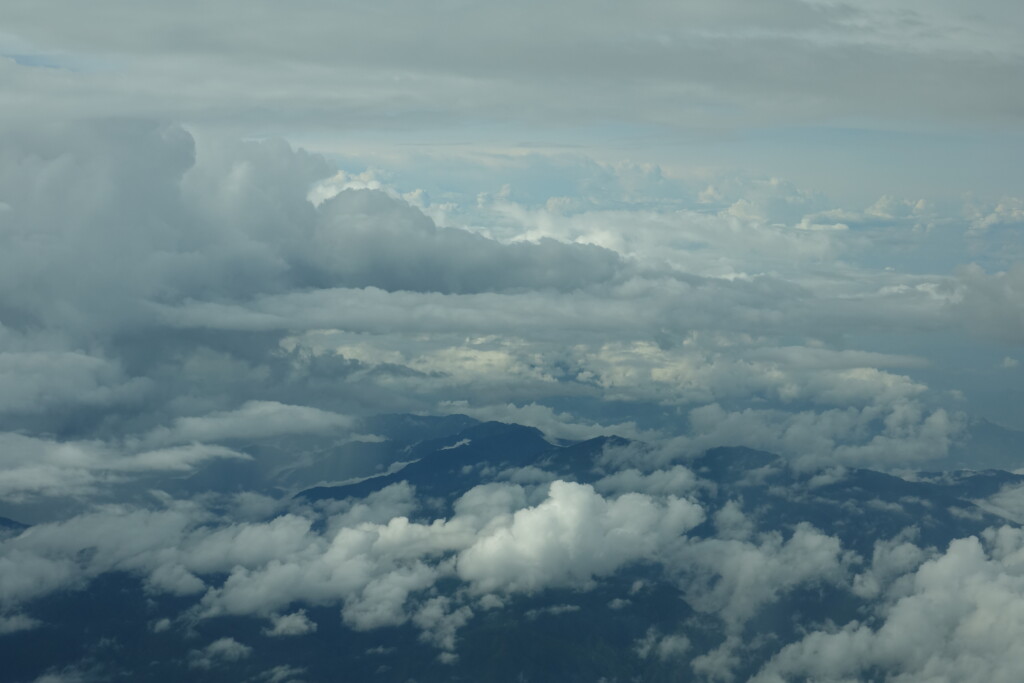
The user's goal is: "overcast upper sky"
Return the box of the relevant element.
[4,0,1024,201]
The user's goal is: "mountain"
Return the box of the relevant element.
[129,414,486,500]
[2,419,1023,682]
[297,421,554,505]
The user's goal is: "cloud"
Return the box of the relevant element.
[971,483,1024,526]
[457,480,704,594]
[675,522,854,635]
[114,444,251,473]
[953,263,1024,344]
[258,665,308,683]
[412,597,474,652]
[264,610,318,637]
[0,117,1012,528]
[682,401,964,470]
[188,637,253,670]
[2,445,1018,679]
[141,401,359,447]
[30,670,87,683]
[437,401,650,443]
[0,347,149,416]
[1,477,705,652]
[0,611,42,634]
[2,0,1021,136]
[0,500,325,613]
[635,627,691,661]
[181,479,691,641]
[594,466,701,497]
[310,188,622,294]
[966,196,1024,234]
[0,432,250,503]
[752,527,1024,682]
[851,529,932,601]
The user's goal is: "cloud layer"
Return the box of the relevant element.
[3,0,1023,134]
[0,119,1019,524]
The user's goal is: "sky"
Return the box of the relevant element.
[2,1,1024,680]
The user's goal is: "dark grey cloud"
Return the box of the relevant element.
[0,122,620,442]
[310,188,621,294]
